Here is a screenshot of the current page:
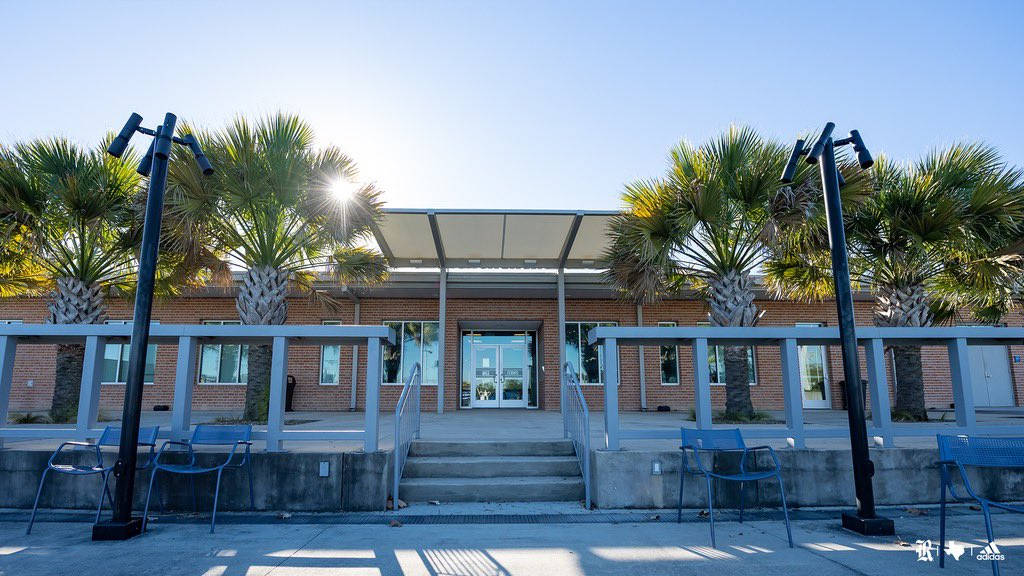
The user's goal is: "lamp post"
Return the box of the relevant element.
[92,112,213,541]
[782,123,894,536]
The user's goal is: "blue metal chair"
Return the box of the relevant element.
[677,428,793,548]
[27,425,160,534]
[937,434,1024,576]
[143,424,254,533]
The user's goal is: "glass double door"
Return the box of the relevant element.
[471,342,527,408]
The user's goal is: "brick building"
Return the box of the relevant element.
[2,209,1021,416]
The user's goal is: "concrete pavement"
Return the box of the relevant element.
[1,507,1021,575]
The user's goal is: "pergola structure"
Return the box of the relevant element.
[371,208,617,412]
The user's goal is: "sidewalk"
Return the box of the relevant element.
[1,506,1020,575]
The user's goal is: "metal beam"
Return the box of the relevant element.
[437,269,447,414]
[427,211,447,269]
[558,212,585,269]
[350,299,360,411]
[636,304,646,411]
[369,220,395,262]
[557,269,566,424]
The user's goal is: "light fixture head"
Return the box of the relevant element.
[849,130,873,169]
[108,112,143,158]
[781,138,805,184]
[806,122,835,165]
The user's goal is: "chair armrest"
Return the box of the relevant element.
[155,440,196,467]
[742,445,782,471]
[49,441,103,468]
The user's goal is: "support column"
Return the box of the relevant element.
[76,336,105,440]
[557,269,567,434]
[948,337,977,432]
[865,338,893,446]
[266,336,289,452]
[636,304,646,411]
[437,269,447,414]
[692,338,713,430]
[603,337,620,450]
[0,336,18,449]
[364,337,382,451]
[779,338,805,448]
[350,300,360,411]
[171,336,196,440]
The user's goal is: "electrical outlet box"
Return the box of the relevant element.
[651,460,662,476]
[319,461,330,477]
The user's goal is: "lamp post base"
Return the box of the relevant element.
[92,517,144,541]
[841,511,895,535]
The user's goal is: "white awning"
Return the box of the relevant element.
[372,209,616,269]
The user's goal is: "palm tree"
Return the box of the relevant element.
[605,127,824,418]
[165,113,388,421]
[0,138,142,422]
[768,144,1024,420]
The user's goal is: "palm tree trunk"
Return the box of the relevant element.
[237,265,289,422]
[708,270,758,418]
[875,284,931,421]
[48,278,107,423]
[893,345,927,420]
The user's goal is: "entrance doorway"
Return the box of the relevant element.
[970,345,1014,407]
[461,330,538,409]
[797,323,832,409]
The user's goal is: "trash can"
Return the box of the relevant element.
[838,379,868,410]
[285,374,297,412]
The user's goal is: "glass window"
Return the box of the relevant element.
[381,321,439,384]
[198,320,248,384]
[564,321,617,384]
[698,322,756,385]
[320,320,342,385]
[658,321,679,385]
[101,320,156,384]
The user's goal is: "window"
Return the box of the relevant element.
[320,320,342,385]
[199,320,248,384]
[102,321,157,384]
[698,322,756,385]
[658,321,679,385]
[564,321,618,385]
[381,321,439,385]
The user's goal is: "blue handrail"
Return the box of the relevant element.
[563,363,591,508]
[392,363,421,507]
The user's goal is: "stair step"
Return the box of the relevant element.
[399,476,585,503]
[404,456,581,478]
[408,440,576,457]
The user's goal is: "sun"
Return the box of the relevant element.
[330,178,360,203]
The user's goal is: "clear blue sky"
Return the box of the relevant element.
[2,1,1022,210]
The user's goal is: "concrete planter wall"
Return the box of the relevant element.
[0,449,391,513]
[590,448,1024,509]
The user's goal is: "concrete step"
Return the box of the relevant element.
[403,456,582,478]
[408,440,576,457]
[399,476,585,502]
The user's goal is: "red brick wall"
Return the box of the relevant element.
[2,294,1021,416]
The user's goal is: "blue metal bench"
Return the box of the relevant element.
[143,424,254,533]
[937,434,1024,576]
[678,428,793,548]
[27,425,160,534]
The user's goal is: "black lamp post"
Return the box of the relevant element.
[92,112,213,541]
[782,123,894,536]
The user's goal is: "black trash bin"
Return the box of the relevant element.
[838,379,868,410]
[285,374,297,412]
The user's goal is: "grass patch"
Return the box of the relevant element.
[686,408,783,424]
[891,410,929,423]
[205,416,321,426]
[9,412,51,424]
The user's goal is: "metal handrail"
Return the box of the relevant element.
[392,362,422,508]
[563,362,591,508]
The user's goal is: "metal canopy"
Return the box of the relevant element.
[373,209,616,269]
